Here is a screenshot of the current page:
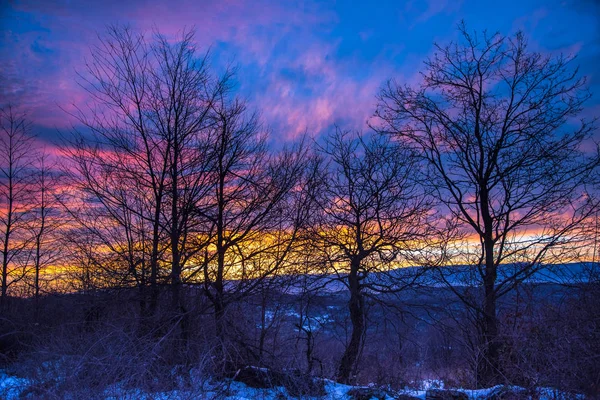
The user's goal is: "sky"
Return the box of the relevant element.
[1,0,600,148]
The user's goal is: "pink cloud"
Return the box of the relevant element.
[3,0,340,136]
[252,42,397,141]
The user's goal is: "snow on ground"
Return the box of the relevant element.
[0,369,585,399]
[0,370,29,400]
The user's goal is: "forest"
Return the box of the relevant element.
[1,24,599,399]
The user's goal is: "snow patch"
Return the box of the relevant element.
[0,370,28,400]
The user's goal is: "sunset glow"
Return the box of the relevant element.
[1,1,600,398]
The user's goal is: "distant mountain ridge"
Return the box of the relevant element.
[276,262,600,294]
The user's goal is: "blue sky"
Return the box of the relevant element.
[2,0,599,146]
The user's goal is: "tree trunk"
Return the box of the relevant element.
[34,182,45,319]
[305,328,315,374]
[170,143,182,314]
[338,259,365,384]
[213,286,232,374]
[478,238,500,386]
[1,226,10,309]
[1,255,7,309]
[214,294,226,340]
[170,243,182,312]
[258,293,267,363]
[34,232,41,320]
[148,198,162,316]
[1,179,13,309]
[477,181,501,386]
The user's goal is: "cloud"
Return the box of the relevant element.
[2,0,599,146]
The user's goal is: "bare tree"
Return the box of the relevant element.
[64,26,227,316]
[375,24,600,385]
[194,93,310,370]
[29,151,64,311]
[0,106,36,307]
[310,129,434,383]
[148,31,226,316]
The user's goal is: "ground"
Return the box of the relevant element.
[0,369,584,399]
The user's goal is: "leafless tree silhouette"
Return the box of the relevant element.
[310,129,434,383]
[194,92,311,371]
[64,26,230,318]
[375,23,600,385]
[0,106,36,308]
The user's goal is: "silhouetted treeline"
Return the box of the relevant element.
[1,24,599,398]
